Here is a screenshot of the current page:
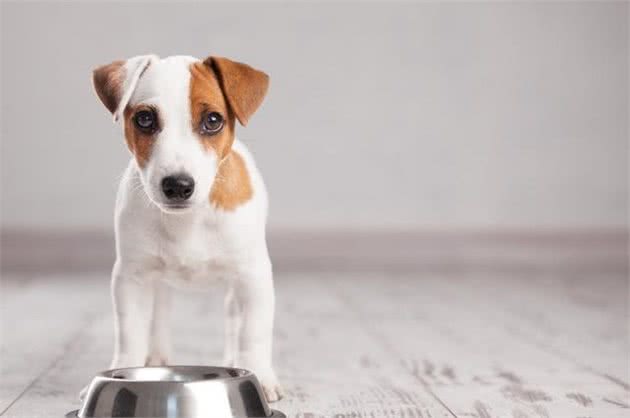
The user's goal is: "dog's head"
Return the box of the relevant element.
[92,55,269,212]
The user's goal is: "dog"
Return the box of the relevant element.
[89,54,282,401]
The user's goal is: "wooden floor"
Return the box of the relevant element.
[0,268,628,417]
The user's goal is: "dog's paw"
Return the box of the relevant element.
[258,370,284,403]
[144,353,168,366]
[222,355,236,368]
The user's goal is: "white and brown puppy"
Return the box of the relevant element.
[90,54,281,401]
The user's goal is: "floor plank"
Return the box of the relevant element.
[334,273,629,418]
[1,274,451,418]
[1,271,627,417]
[0,277,107,414]
[273,274,450,417]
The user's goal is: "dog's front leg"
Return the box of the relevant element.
[233,263,283,402]
[223,286,241,367]
[146,280,172,366]
[110,262,155,369]
[80,262,155,401]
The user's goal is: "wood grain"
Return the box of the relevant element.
[1,267,628,417]
[333,273,629,418]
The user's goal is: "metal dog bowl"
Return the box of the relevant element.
[66,366,285,418]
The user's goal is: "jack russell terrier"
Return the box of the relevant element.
[89,54,282,401]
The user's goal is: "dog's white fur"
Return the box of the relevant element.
[90,55,281,401]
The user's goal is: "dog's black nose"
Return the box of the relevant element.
[161,174,195,202]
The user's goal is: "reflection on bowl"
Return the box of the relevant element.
[67,366,285,418]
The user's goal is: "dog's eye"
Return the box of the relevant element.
[202,112,224,135]
[134,110,157,132]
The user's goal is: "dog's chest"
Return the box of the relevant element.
[155,216,237,285]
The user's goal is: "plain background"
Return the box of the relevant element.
[1,1,627,232]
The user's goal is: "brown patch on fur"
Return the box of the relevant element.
[210,150,253,210]
[92,61,125,114]
[189,61,253,210]
[123,106,159,168]
[205,56,269,126]
[189,62,236,159]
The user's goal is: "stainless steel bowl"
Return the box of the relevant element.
[66,366,285,418]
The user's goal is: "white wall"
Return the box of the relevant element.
[1,1,627,230]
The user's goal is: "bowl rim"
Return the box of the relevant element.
[65,409,287,418]
[75,366,287,417]
[95,365,253,383]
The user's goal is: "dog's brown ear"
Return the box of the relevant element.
[205,56,269,126]
[93,60,125,115]
[92,55,158,122]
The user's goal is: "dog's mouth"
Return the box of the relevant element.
[159,203,194,213]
